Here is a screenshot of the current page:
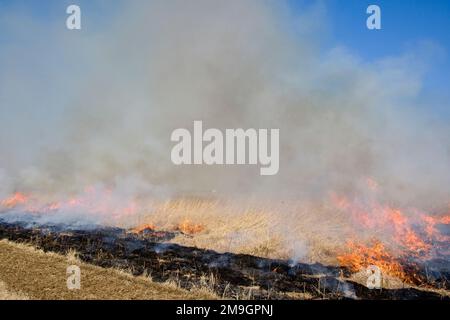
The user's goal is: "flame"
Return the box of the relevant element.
[1,177,448,286]
[1,190,207,236]
[385,207,431,254]
[177,219,205,235]
[130,219,205,235]
[0,187,139,223]
[337,240,407,280]
[131,223,156,233]
[421,214,450,242]
[334,178,450,284]
[0,192,29,208]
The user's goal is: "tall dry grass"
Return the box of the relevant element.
[120,198,354,264]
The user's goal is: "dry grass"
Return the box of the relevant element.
[3,197,446,297]
[0,239,216,300]
[345,270,450,295]
[121,198,352,263]
[0,280,29,300]
[117,198,450,294]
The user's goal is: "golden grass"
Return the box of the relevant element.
[0,239,216,300]
[118,198,450,294]
[3,198,447,297]
[122,198,352,263]
[0,280,29,300]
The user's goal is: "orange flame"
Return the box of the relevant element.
[130,219,205,235]
[334,177,449,283]
[337,240,407,280]
[131,223,157,234]
[177,219,205,235]
[0,187,141,222]
[0,192,28,208]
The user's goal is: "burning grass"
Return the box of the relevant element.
[337,240,407,281]
[0,192,28,209]
[2,222,449,299]
[123,198,352,262]
[115,196,450,289]
[176,219,205,235]
[1,178,449,291]
[331,192,450,286]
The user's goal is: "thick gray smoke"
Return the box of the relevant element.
[0,0,449,210]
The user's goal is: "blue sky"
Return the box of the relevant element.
[321,0,449,60]
[288,0,450,94]
[1,0,449,114]
[2,1,449,64]
[2,1,449,59]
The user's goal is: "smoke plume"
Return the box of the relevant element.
[0,0,449,211]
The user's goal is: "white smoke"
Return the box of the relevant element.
[0,0,448,211]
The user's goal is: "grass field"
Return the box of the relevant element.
[0,239,215,300]
[121,198,351,264]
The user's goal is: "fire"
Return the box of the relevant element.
[1,178,448,288]
[130,219,205,235]
[421,214,450,242]
[131,223,156,233]
[385,207,431,254]
[334,177,450,284]
[337,240,407,280]
[1,189,207,237]
[0,192,29,208]
[0,187,141,223]
[177,219,205,235]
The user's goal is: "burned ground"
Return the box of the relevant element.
[0,220,448,300]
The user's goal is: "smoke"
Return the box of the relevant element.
[0,0,449,210]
